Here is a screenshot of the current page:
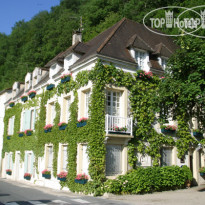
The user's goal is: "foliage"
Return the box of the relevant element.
[42,169,51,175]
[103,166,192,194]
[199,167,205,173]
[75,173,89,180]
[57,171,67,178]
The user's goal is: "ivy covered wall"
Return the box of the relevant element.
[2,60,204,195]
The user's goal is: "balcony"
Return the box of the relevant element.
[105,114,133,136]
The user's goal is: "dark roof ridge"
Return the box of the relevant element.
[97,17,127,53]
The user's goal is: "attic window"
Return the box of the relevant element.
[135,50,146,69]
[159,57,168,70]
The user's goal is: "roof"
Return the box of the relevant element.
[44,18,178,68]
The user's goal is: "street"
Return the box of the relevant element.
[1,178,205,205]
[0,178,127,205]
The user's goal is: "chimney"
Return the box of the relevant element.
[72,30,82,45]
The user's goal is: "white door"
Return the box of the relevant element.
[82,145,89,175]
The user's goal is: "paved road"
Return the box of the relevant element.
[105,184,205,205]
[0,178,127,205]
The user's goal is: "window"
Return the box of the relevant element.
[47,146,53,170]
[62,145,68,171]
[6,153,13,170]
[8,116,15,135]
[51,103,56,124]
[106,145,122,176]
[66,98,71,122]
[135,50,146,69]
[85,91,91,118]
[159,57,168,70]
[161,147,172,166]
[21,109,36,131]
[24,152,34,174]
[106,91,121,116]
[82,145,89,175]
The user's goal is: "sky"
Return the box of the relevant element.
[0,0,61,35]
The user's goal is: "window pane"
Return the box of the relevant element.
[62,146,68,171]
[106,145,122,176]
[67,98,71,122]
[47,146,53,170]
[161,148,172,166]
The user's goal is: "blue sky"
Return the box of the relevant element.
[0,0,61,35]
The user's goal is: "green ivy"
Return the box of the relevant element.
[2,60,201,195]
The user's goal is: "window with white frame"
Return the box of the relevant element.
[82,144,89,175]
[106,91,121,116]
[61,145,68,171]
[6,152,13,170]
[51,103,56,124]
[25,152,34,173]
[47,146,53,170]
[159,57,168,70]
[85,90,91,118]
[8,116,15,135]
[161,147,172,166]
[66,97,71,122]
[21,108,36,131]
[106,145,122,176]
[135,50,146,69]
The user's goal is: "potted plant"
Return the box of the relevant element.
[193,129,203,138]
[77,117,88,128]
[18,131,24,137]
[9,101,15,107]
[6,169,12,175]
[43,124,53,133]
[24,129,33,136]
[199,167,205,177]
[46,84,55,90]
[57,171,67,181]
[21,95,28,102]
[28,90,36,98]
[42,169,51,179]
[60,73,72,83]
[58,122,68,130]
[7,135,11,140]
[161,125,177,134]
[74,173,88,184]
[24,173,32,180]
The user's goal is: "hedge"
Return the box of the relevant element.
[103,165,193,194]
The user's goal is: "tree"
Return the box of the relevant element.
[158,36,205,131]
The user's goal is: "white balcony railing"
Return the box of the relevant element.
[105,114,133,136]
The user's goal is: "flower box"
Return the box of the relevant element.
[18,133,24,137]
[29,93,36,98]
[42,169,51,179]
[24,176,31,180]
[60,73,72,83]
[7,136,11,140]
[43,174,51,179]
[6,169,12,175]
[161,128,175,134]
[46,84,55,90]
[58,122,68,130]
[59,125,67,130]
[57,177,66,181]
[74,179,88,184]
[193,132,203,138]
[44,128,52,133]
[28,90,36,99]
[21,96,28,102]
[44,124,53,133]
[25,130,33,136]
[109,131,128,135]
[9,102,15,107]
[200,172,205,177]
[77,121,87,128]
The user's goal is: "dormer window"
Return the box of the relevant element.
[159,57,168,70]
[135,50,146,69]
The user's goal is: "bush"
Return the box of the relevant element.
[104,165,192,194]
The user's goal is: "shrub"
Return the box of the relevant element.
[104,166,192,194]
